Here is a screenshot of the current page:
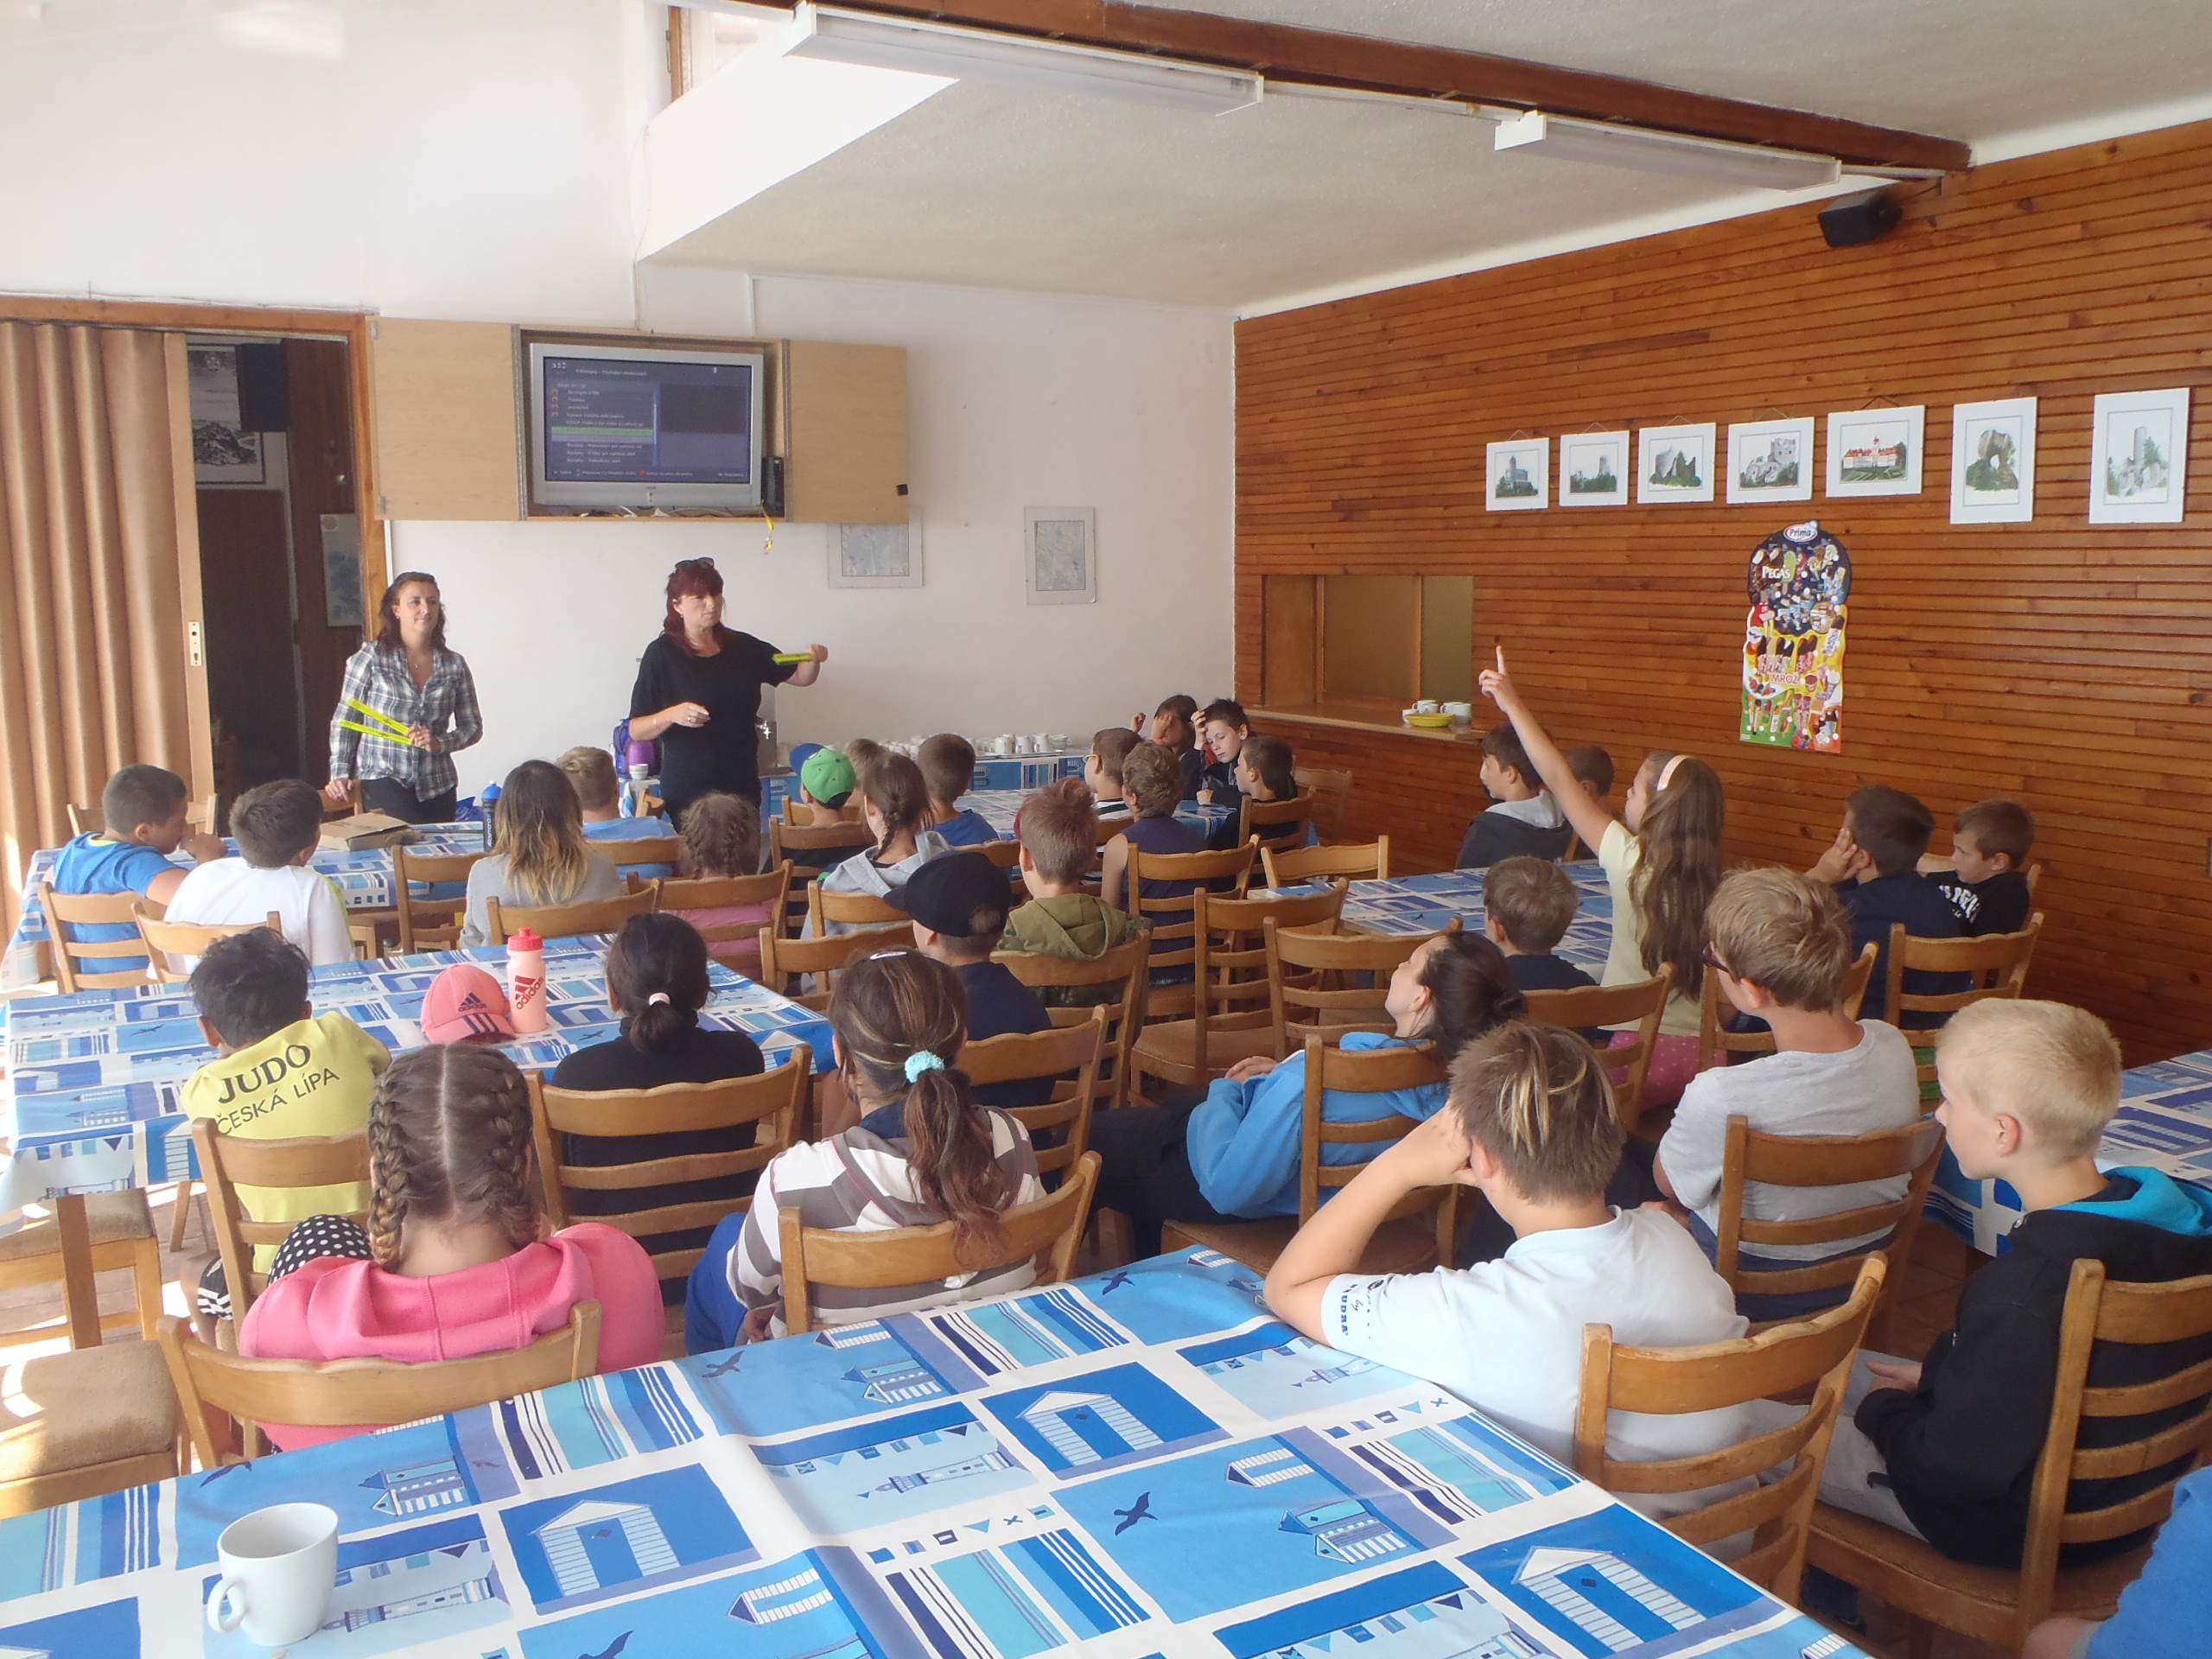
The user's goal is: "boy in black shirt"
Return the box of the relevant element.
[892,851,1053,1109]
[1480,856,1605,1046]
[1455,724,1573,869]
[1932,798,2037,936]
[1807,783,1964,1026]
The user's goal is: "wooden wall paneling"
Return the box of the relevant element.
[1235,118,2212,1063]
[785,340,910,525]
[1262,574,1318,705]
[369,320,522,522]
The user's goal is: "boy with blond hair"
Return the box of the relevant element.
[1782,999,2212,1572]
[558,745,675,878]
[1653,868,1920,1318]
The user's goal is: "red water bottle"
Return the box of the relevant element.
[506,926,547,1034]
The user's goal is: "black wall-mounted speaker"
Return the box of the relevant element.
[235,340,290,431]
[762,454,785,518]
[1819,189,1903,250]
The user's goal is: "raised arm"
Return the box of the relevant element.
[1478,645,1619,855]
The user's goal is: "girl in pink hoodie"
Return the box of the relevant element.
[239,1042,663,1447]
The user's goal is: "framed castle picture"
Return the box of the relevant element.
[1950,397,2037,524]
[1635,423,1716,505]
[1559,430,1630,507]
[1825,404,1924,499]
[2088,387,2190,525]
[1726,416,1815,505]
[1484,437,1549,512]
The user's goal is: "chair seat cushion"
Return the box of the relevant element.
[1133,1020,1274,1080]
[1808,1502,2153,1630]
[1162,1216,1442,1278]
[0,1192,156,1261]
[0,1340,179,1480]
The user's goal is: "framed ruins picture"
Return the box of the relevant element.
[2088,387,2190,525]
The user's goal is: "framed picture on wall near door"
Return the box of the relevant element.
[1559,430,1630,506]
[1636,423,1716,504]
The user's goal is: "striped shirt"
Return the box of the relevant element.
[327,641,483,801]
[731,1108,1043,1338]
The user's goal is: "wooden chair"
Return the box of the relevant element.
[1883,914,2044,1079]
[64,802,100,835]
[194,1120,372,1324]
[1293,765,1353,844]
[527,1055,810,1299]
[36,878,156,990]
[485,885,655,945]
[1162,1033,1454,1274]
[1125,840,1259,1023]
[1522,965,1675,1128]
[160,1304,601,1465]
[652,865,792,963]
[188,791,220,835]
[1129,884,1347,1107]
[134,904,281,983]
[0,1337,181,1516]
[759,921,913,1011]
[601,834,685,871]
[321,779,361,818]
[1713,1113,1945,1344]
[961,1009,1109,1178]
[784,798,862,824]
[1262,836,1389,887]
[391,844,487,954]
[995,931,1153,1112]
[1239,791,1316,854]
[779,1152,1099,1337]
[1264,918,1436,1058]
[1576,1256,1888,1602]
[1808,1259,2212,1651]
[1696,942,1878,1072]
[0,1192,163,1349]
[769,815,873,865]
[810,883,910,934]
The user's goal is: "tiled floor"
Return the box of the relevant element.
[0,1192,2023,1657]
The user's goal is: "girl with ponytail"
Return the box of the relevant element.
[814,751,953,933]
[1479,647,1726,1111]
[727,950,1043,1340]
[238,1042,662,1448]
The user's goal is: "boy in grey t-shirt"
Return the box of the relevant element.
[1655,868,1922,1319]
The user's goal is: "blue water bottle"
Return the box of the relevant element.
[480,782,501,849]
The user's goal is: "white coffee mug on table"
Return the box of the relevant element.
[207,1502,339,1647]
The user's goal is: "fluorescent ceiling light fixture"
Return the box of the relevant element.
[1492,110,1840,190]
[1269,82,1475,118]
[781,3,1264,115]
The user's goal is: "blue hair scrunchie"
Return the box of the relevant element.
[904,1051,946,1084]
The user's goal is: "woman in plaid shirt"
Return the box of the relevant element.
[323,571,483,823]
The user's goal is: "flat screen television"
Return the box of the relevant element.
[526,341,766,512]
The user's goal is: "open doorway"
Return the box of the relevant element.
[188,335,368,797]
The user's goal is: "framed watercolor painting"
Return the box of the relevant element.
[1559,430,1630,507]
[1024,506,1096,605]
[1727,416,1815,505]
[1950,397,2037,524]
[1825,405,1924,498]
[2088,387,2190,525]
[1636,423,1716,504]
[1485,437,1549,512]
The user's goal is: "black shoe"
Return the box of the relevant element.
[1796,1565,1864,1630]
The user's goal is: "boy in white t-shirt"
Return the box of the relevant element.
[1653,867,1922,1321]
[167,779,352,967]
[1264,1022,1749,1519]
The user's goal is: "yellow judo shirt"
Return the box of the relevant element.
[182,1011,391,1267]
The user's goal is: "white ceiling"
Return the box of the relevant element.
[652,0,2212,314]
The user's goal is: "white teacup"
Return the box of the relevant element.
[993,734,1014,755]
[1414,700,1440,714]
[207,1503,339,1647]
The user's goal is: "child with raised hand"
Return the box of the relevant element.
[1480,645,1723,1109]
[728,950,1044,1338]
[168,779,353,967]
[1090,928,1526,1257]
[1265,1022,1748,1514]
[49,762,228,976]
[461,759,623,945]
[671,790,775,976]
[239,1042,662,1447]
[817,750,952,931]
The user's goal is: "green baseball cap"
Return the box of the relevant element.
[801,747,857,805]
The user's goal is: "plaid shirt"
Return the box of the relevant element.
[327,641,482,800]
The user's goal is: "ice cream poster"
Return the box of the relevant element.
[1740,519,1850,754]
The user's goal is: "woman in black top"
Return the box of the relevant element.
[550,913,769,1303]
[628,557,825,823]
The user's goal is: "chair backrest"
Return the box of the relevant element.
[37,878,153,991]
[135,904,279,983]
[975,837,1023,871]
[1297,1032,1456,1254]
[65,802,100,836]
[995,932,1153,1110]
[1884,913,2044,1077]
[1575,1256,1887,1600]
[779,1151,1100,1336]
[759,921,914,1010]
[159,1305,601,1467]
[652,864,792,954]
[188,791,220,835]
[1127,841,1259,982]
[391,844,487,953]
[810,882,910,933]
[1262,837,1389,887]
[784,798,863,824]
[1697,942,1878,1071]
[1266,919,1437,1058]
[1182,884,1347,1069]
[1522,965,1675,1128]
[192,1120,372,1322]
[1238,790,1315,851]
[2012,1259,2212,1630]
[1714,1113,1946,1306]
[1293,766,1353,844]
[485,885,656,945]
[600,834,686,870]
[959,1008,1109,1177]
[526,1054,810,1287]
[769,816,874,859]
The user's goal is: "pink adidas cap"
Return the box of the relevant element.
[420,963,515,1044]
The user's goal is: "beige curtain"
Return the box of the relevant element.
[0,322,199,937]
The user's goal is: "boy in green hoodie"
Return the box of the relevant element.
[1000,778,1147,1007]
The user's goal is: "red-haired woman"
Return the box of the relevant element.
[627,557,825,824]
[324,571,483,823]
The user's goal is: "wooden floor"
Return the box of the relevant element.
[0,1190,2015,1658]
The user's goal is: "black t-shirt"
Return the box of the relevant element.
[957,960,1055,1109]
[1506,952,1607,1045]
[1931,868,2032,937]
[629,630,796,817]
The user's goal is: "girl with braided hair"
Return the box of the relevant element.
[721,950,1042,1342]
[239,1043,661,1448]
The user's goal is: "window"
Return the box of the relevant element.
[1262,574,1472,713]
